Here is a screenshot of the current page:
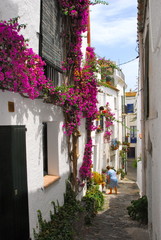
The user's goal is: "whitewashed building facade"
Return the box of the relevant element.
[93,68,126,173]
[0,0,87,239]
[137,0,161,239]
[0,0,126,239]
[125,91,137,159]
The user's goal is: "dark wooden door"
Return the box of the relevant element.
[0,126,30,240]
[127,147,136,158]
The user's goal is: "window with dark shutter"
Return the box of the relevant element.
[100,115,104,130]
[42,122,48,176]
[130,126,137,143]
[127,104,134,113]
[39,0,64,86]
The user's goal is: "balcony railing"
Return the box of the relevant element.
[111,138,120,150]
[115,69,125,81]
[130,137,137,143]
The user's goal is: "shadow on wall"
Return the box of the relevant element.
[14,96,63,125]
[0,167,73,239]
[0,93,86,238]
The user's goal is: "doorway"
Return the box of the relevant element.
[127,147,136,158]
[0,126,30,239]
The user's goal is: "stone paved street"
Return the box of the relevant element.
[75,159,150,240]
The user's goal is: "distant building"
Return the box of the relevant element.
[95,66,126,171]
[125,91,137,159]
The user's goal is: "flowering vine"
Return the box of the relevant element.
[0,18,48,99]
[48,0,99,188]
[79,138,93,180]
[95,103,115,140]
[103,102,115,141]
[0,0,110,191]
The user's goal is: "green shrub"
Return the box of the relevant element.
[33,182,105,239]
[82,185,104,225]
[34,181,84,240]
[127,195,148,224]
[117,168,126,179]
[132,157,142,168]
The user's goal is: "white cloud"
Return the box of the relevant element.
[90,0,137,19]
[91,17,137,46]
[90,0,138,89]
[90,0,137,46]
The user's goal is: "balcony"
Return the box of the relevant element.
[111,139,120,150]
[115,69,125,81]
[130,137,137,143]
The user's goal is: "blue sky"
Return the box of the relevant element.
[90,0,138,91]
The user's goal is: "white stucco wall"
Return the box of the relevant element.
[94,83,125,172]
[125,95,137,153]
[148,3,161,238]
[139,2,161,239]
[0,0,90,238]
[0,90,86,238]
[0,0,40,53]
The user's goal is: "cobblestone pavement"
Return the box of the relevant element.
[75,159,150,240]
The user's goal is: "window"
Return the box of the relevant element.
[114,97,117,110]
[106,75,114,85]
[127,104,134,113]
[121,96,125,113]
[130,126,137,143]
[100,115,104,130]
[42,122,60,186]
[42,123,48,175]
[96,106,104,132]
[44,60,63,86]
[39,0,64,86]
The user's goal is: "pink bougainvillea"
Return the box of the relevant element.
[103,102,115,141]
[0,0,110,183]
[79,138,93,180]
[0,18,48,99]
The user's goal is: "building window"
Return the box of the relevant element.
[42,122,59,178]
[106,75,114,85]
[127,104,134,113]
[39,0,64,86]
[44,60,63,86]
[121,96,125,113]
[42,122,48,176]
[130,126,137,143]
[114,97,117,110]
[100,115,104,130]
[99,106,104,131]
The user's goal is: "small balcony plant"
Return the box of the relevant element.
[111,139,121,150]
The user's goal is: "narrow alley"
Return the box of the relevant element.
[75,159,150,240]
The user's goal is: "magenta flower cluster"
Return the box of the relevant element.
[0,19,48,99]
[79,138,93,180]
[55,0,98,137]
[57,46,98,138]
[57,0,98,180]
[103,102,115,141]
[58,0,89,71]
[0,0,111,182]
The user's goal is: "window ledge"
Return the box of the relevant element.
[44,175,60,188]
